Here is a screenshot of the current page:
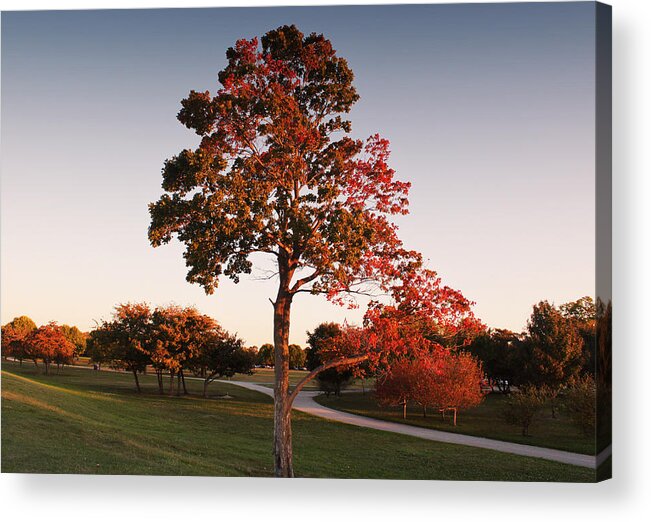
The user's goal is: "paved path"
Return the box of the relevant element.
[228,381,610,470]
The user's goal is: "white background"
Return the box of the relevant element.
[1,0,649,520]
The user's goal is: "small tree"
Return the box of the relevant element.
[190,330,255,397]
[501,386,547,436]
[563,374,596,437]
[431,351,485,425]
[375,358,416,419]
[25,322,75,375]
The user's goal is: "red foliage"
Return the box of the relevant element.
[25,322,76,374]
[375,351,485,419]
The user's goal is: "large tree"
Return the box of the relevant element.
[148,25,477,477]
[524,301,584,417]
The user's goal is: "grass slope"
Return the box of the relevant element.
[314,391,596,455]
[1,362,594,481]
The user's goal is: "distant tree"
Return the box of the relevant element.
[256,343,275,367]
[563,374,596,437]
[86,329,114,370]
[25,322,75,375]
[148,305,219,396]
[90,303,152,392]
[59,325,88,357]
[288,344,306,369]
[306,323,353,396]
[501,385,547,437]
[465,328,522,393]
[1,315,37,363]
[524,301,583,417]
[190,329,255,397]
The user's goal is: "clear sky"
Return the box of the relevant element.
[1,2,596,346]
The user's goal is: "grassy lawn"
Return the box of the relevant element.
[315,391,596,456]
[1,361,594,481]
[63,360,369,392]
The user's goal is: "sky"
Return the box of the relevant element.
[1,2,596,346]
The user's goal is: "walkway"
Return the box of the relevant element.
[228,381,610,470]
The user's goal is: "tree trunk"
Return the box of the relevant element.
[422,405,427,417]
[44,361,49,375]
[452,408,457,426]
[156,370,164,394]
[181,370,188,395]
[203,379,209,398]
[176,372,182,397]
[133,370,141,393]
[273,288,294,478]
[169,370,175,396]
[402,400,407,419]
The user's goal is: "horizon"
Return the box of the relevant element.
[1,3,597,346]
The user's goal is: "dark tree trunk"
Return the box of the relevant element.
[180,370,188,395]
[273,285,294,478]
[203,379,209,398]
[176,372,182,397]
[44,361,49,375]
[402,400,407,419]
[156,369,164,394]
[169,371,175,396]
[132,370,141,393]
[422,405,427,417]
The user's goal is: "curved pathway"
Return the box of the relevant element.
[228,381,610,470]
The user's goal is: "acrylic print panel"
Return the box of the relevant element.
[0,1,611,482]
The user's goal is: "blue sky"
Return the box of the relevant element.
[1,3,597,345]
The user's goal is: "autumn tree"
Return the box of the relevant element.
[431,351,485,425]
[90,303,152,392]
[560,296,597,375]
[1,315,37,364]
[25,322,75,375]
[59,324,88,357]
[148,25,478,477]
[376,351,484,424]
[148,305,219,396]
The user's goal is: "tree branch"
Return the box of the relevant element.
[286,354,368,411]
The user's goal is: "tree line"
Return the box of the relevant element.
[1,316,86,375]
[463,296,610,437]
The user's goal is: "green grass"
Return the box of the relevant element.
[65,360,370,391]
[1,361,594,481]
[315,391,596,455]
